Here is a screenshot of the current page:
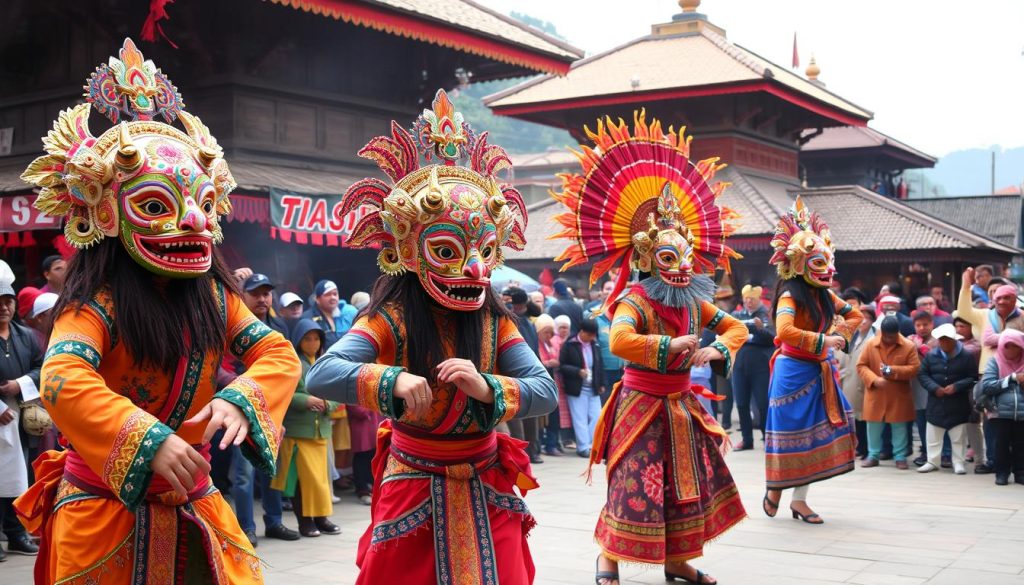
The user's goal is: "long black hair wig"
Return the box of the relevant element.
[359,272,512,383]
[771,277,836,332]
[53,238,239,371]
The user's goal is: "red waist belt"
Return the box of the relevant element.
[389,422,499,480]
[621,367,720,401]
[64,445,212,503]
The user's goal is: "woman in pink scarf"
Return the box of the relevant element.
[980,329,1024,485]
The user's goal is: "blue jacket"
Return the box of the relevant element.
[980,357,1024,421]
[304,301,358,347]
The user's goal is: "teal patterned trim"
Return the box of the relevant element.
[86,298,117,347]
[214,388,277,475]
[838,303,853,316]
[379,309,404,363]
[377,366,404,419]
[474,374,507,431]
[710,340,733,377]
[120,422,173,512]
[214,281,228,324]
[54,491,101,513]
[230,320,274,358]
[612,315,637,328]
[620,298,649,330]
[656,335,671,373]
[777,306,797,317]
[44,340,101,369]
[813,333,826,355]
[706,309,727,329]
[166,349,205,430]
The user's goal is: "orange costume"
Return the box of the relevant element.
[550,112,749,569]
[15,39,300,584]
[590,291,748,563]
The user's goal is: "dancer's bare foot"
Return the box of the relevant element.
[790,500,824,524]
[595,554,619,585]
[665,560,717,584]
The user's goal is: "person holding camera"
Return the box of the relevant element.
[857,317,922,469]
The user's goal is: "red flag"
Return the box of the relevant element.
[792,32,799,69]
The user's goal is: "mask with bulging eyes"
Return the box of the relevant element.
[649,229,696,288]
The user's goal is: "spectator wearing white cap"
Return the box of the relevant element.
[279,292,305,320]
[26,292,59,348]
[304,279,358,348]
[916,324,978,474]
[876,295,915,337]
[350,291,370,311]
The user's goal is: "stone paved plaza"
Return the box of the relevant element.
[5,440,1024,584]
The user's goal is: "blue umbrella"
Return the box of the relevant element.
[490,265,540,292]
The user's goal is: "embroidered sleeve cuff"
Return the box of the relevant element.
[355,364,404,418]
[215,377,280,476]
[474,374,521,430]
[103,411,173,512]
[229,317,275,359]
[812,333,826,355]
[655,335,671,373]
[711,340,733,377]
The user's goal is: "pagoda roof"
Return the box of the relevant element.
[904,196,1022,247]
[485,24,872,126]
[802,125,936,168]
[267,0,583,74]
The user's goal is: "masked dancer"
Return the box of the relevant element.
[552,112,748,585]
[762,198,862,524]
[305,90,557,585]
[15,39,299,584]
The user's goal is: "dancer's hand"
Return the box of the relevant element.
[437,358,492,404]
[186,398,251,450]
[669,335,698,354]
[394,372,433,417]
[824,335,845,351]
[152,434,211,499]
[691,346,723,367]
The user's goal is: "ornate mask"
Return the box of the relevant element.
[340,90,527,311]
[629,184,698,288]
[552,112,740,311]
[21,39,234,278]
[770,197,835,288]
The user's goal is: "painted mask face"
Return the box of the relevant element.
[651,229,695,288]
[382,169,508,311]
[801,236,836,289]
[117,133,220,277]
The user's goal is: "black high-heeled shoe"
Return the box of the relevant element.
[665,567,713,583]
[790,508,824,524]
[762,490,779,518]
[595,554,618,585]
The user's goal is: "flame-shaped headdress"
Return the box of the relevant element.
[21,38,234,278]
[339,90,528,311]
[551,111,740,305]
[769,196,836,287]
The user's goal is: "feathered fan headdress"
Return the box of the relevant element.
[769,196,834,280]
[551,110,740,307]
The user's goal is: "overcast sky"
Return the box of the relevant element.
[480,0,1024,157]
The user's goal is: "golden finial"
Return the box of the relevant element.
[806,56,821,81]
[679,0,701,12]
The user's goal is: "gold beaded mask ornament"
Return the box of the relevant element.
[21,38,234,278]
[339,90,528,311]
[770,197,836,289]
